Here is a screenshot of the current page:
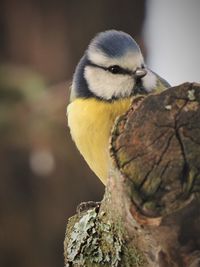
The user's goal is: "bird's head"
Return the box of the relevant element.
[71,30,157,101]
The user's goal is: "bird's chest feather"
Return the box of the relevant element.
[67,97,131,183]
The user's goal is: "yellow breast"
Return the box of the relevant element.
[67,97,131,184]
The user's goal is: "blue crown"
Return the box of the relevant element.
[88,30,140,58]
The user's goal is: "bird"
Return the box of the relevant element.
[67,30,170,185]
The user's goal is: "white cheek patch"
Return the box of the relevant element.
[84,66,134,100]
[88,48,144,71]
[142,69,157,92]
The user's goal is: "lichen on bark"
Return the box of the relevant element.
[64,205,145,267]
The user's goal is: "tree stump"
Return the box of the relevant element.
[64,83,200,267]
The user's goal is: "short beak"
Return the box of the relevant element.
[135,68,147,79]
[133,68,148,95]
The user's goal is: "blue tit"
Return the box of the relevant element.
[67,30,170,185]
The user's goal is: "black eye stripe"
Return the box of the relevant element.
[108,65,132,75]
[88,62,133,75]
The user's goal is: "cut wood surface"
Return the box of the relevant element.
[64,83,200,267]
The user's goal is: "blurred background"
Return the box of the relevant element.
[0,1,199,267]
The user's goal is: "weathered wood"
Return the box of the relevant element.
[64,83,200,267]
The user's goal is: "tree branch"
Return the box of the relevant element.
[64,83,200,267]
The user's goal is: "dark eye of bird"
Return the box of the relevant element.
[107,65,122,74]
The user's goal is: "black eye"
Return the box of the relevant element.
[107,65,122,74]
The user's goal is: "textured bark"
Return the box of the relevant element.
[64,83,200,267]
